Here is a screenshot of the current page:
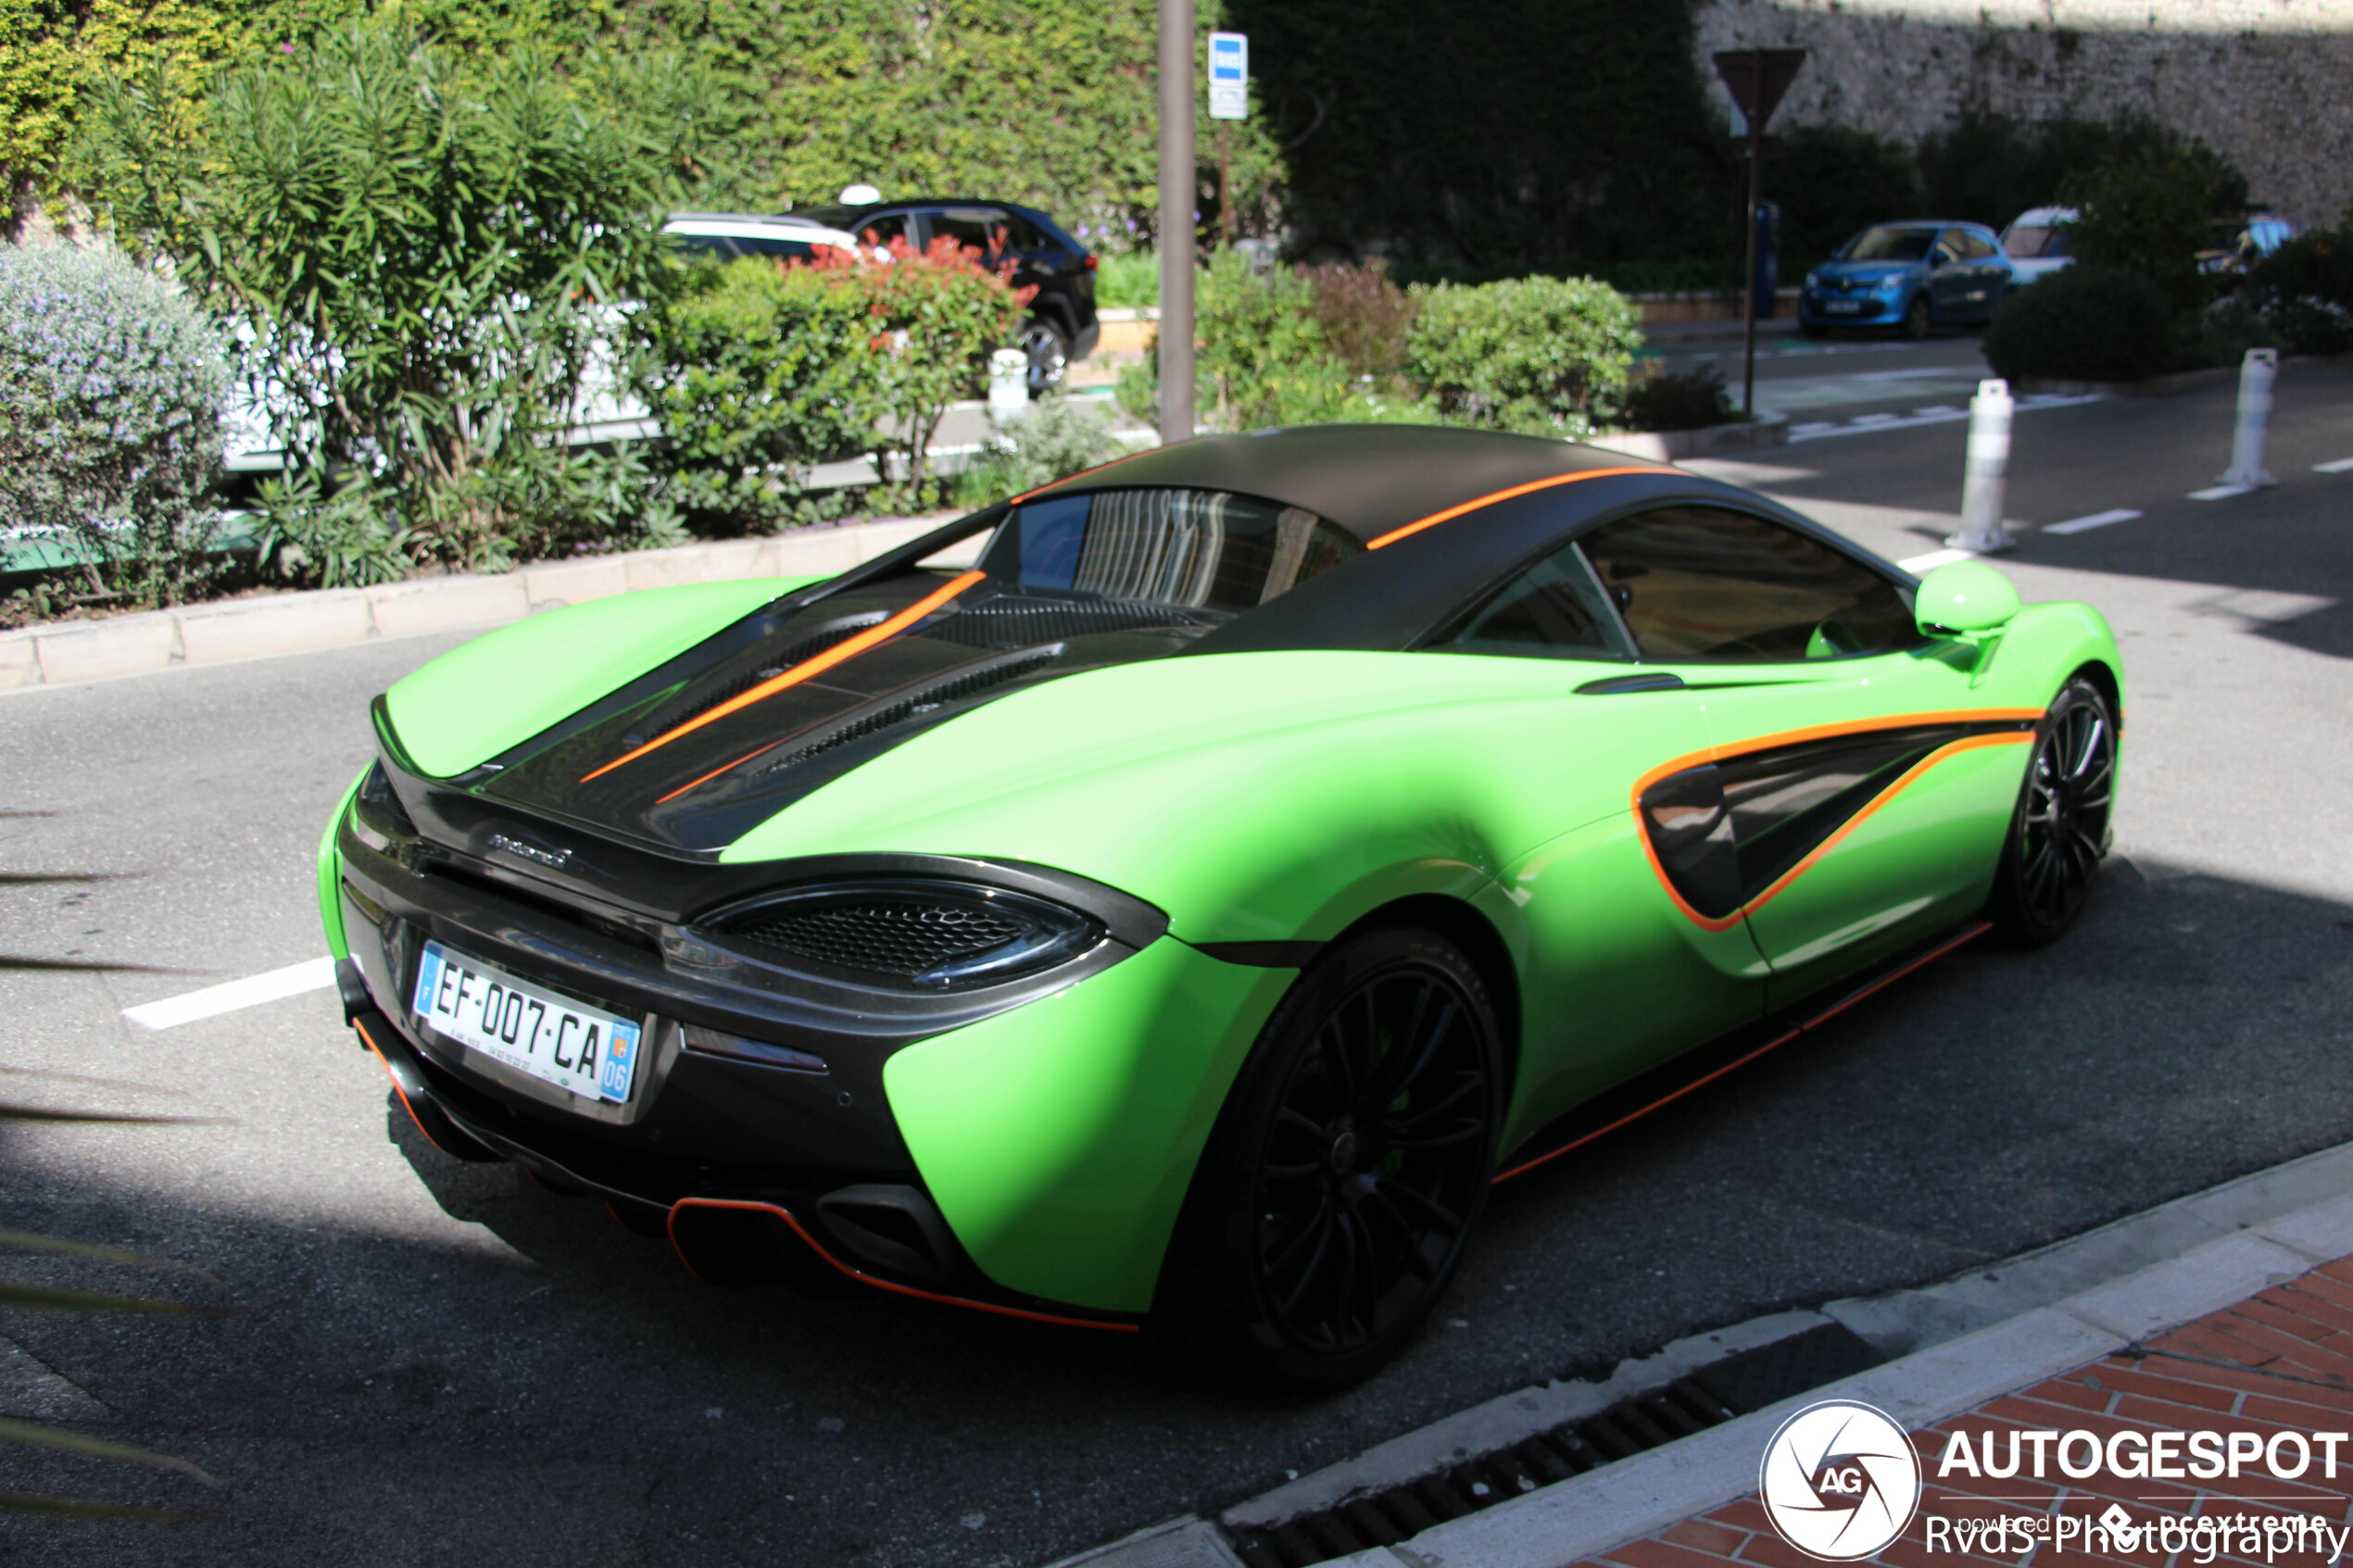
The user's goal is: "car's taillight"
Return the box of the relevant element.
[1084,255,1098,270]
[703,881,1105,991]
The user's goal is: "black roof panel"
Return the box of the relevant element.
[1033,425,1663,543]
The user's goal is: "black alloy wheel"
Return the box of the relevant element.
[1990,677,2117,946]
[1020,318,1070,395]
[1157,926,1502,1389]
[1901,293,1932,340]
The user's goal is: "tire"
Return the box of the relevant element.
[1900,294,1931,340]
[1155,925,1504,1390]
[1988,677,2117,947]
[1019,317,1070,395]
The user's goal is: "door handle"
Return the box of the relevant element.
[1576,671,1686,696]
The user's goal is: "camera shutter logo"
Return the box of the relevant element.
[1759,1399,1920,1561]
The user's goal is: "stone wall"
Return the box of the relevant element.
[1695,0,2353,228]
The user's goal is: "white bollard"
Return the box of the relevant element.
[1946,378,2016,553]
[988,347,1030,420]
[2217,346,2278,488]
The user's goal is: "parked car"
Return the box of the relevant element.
[798,195,1101,394]
[1999,206,2077,283]
[322,423,2121,1386]
[2198,214,2296,275]
[1799,221,2017,338]
[663,211,867,263]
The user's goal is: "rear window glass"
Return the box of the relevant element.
[1837,227,1936,262]
[978,489,1362,613]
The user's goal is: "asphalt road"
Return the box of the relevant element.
[3,369,2351,1565]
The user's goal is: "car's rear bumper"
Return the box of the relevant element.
[1799,294,1905,325]
[1070,316,1101,360]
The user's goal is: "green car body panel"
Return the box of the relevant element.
[384,576,824,777]
[319,431,2124,1323]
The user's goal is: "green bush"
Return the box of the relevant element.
[77,18,688,574]
[0,243,226,608]
[1403,274,1639,439]
[1982,264,2170,383]
[1196,248,1361,430]
[2061,148,2235,314]
[640,236,1025,526]
[639,255,892,533]
[951,395,1126,510]
[1094,251,1159,308]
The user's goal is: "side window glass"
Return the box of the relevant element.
[1579,508,1920,662]
[1931,232,1962,265]
[853,213,908,252]
[1437,543,1630,661]
[1000,213,1051,252]
[929,207,1008,257]
[1962,231,1997,260]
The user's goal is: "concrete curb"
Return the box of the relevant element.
[1329,1177,2353,1568]
[1051,1135,2353,1568]
[0,516,948,694]
[1593,412,1792,464]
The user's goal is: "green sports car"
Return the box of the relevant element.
[320,425,2121,1386]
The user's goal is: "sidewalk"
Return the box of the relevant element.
[1566,1263,2353,1568]
[1058,1148,2353,1568]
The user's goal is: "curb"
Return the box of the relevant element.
[0,515,949,693]
[1592,412,1791,464]
[1047,1135,2353,1568]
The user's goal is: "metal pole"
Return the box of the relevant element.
[1158,0,1196,445]
[1219,121,1232,251]
[2217,346,2279,488]
[1948,378,2016,553]
[1740,51,1762,419]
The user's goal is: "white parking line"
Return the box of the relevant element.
[1787,393,2106,444]
[2044,508,2142,535]
[2314,458,2353,473]
[122,957,336,1031]
[1897,547,1977,573]
[2187,483,2257,501]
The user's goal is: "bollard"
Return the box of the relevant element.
[988,347,1030,420]
[1946,378,2016,553]
[2217,346,2279,488]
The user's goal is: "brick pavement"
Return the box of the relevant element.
[1574,1261,2353,1568]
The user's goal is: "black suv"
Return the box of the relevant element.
[799,198,1099,394]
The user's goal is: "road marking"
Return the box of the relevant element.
[1787,393,2105,444]
[122,957,335,1031]
[2187,483,2257,500]
[1897,547,1977,573]
[2044,508,2142,535]
[2314,458,2353,473]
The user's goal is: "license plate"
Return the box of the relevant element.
[410,941,642,1104]
[1823,300,1864,314]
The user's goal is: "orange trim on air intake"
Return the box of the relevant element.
[581,570,988,784]
[1628,709,2043,932]
[1365,467,1666,551]
[664,1198,1140,1333]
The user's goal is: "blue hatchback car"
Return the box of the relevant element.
[1799,221,2018,338]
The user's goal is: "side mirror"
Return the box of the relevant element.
[1914,560,2019,636]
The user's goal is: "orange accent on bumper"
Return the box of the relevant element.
[353,1016,458,1159]
[580,570,988,784]
[664,1197,1140,1333]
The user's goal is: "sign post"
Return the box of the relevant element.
[1208,31,1247,251]
[1712,48,1806,419]
[1158,1,1195,445]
